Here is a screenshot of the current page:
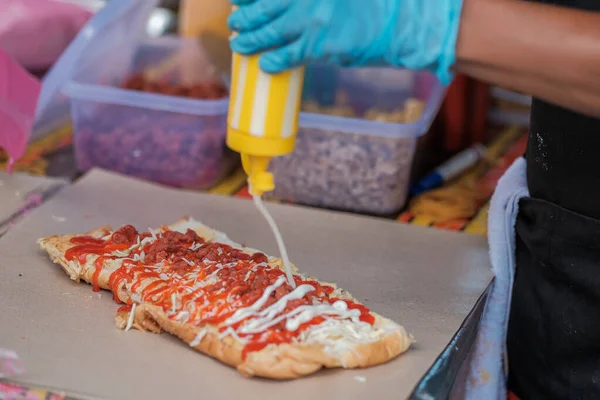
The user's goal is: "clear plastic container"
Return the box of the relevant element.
[34,0,159,142]
[66,36,233,189]
[269,65,445,215]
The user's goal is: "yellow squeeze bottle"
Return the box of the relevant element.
[227,48,305,288]
[226,53,305,196]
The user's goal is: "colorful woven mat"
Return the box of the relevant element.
[398,126,527,235]
[0,125,73,176]
[0,382,65,400]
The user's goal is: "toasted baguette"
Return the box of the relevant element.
[38,217,412,379]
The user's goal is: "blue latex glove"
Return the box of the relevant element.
[228,0,463,85]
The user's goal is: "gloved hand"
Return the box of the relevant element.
[228,0,463,85]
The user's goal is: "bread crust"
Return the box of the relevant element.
[39,218,413,379]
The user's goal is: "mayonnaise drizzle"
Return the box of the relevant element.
[285,301,360,332]
[251,194,296,288]
[251,284,315,321]
[239,302,360,335]
[225,276,287,325]
[224,282,362,336]
[219,327,248,343]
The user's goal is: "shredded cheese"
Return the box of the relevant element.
[189,328,208,347]
[251,194,295,288]
[244,270,253,281]
[125,303,137,331]
[171,294,177,314]
[176,310,190,323]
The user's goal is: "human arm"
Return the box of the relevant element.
[228,0,461,85]
[228,0,600,118]
[455,0,600,117]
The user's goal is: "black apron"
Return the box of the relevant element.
[507,2,600,398]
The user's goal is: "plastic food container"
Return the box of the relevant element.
[269,65,445,215]
[65,36,233,189]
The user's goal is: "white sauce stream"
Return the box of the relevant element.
[125,303,137,331]
[251,194,296,288]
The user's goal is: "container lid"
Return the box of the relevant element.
[300,69,446,140]
[32,0,159,142]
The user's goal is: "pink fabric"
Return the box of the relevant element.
[0,48,41,169]
[0,0,92,71]
[0,348,24,378]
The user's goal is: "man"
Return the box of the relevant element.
[227,0,600,398]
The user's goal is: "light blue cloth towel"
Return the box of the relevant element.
[465,157,529,399]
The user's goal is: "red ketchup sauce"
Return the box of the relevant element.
[65,224,376,358]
